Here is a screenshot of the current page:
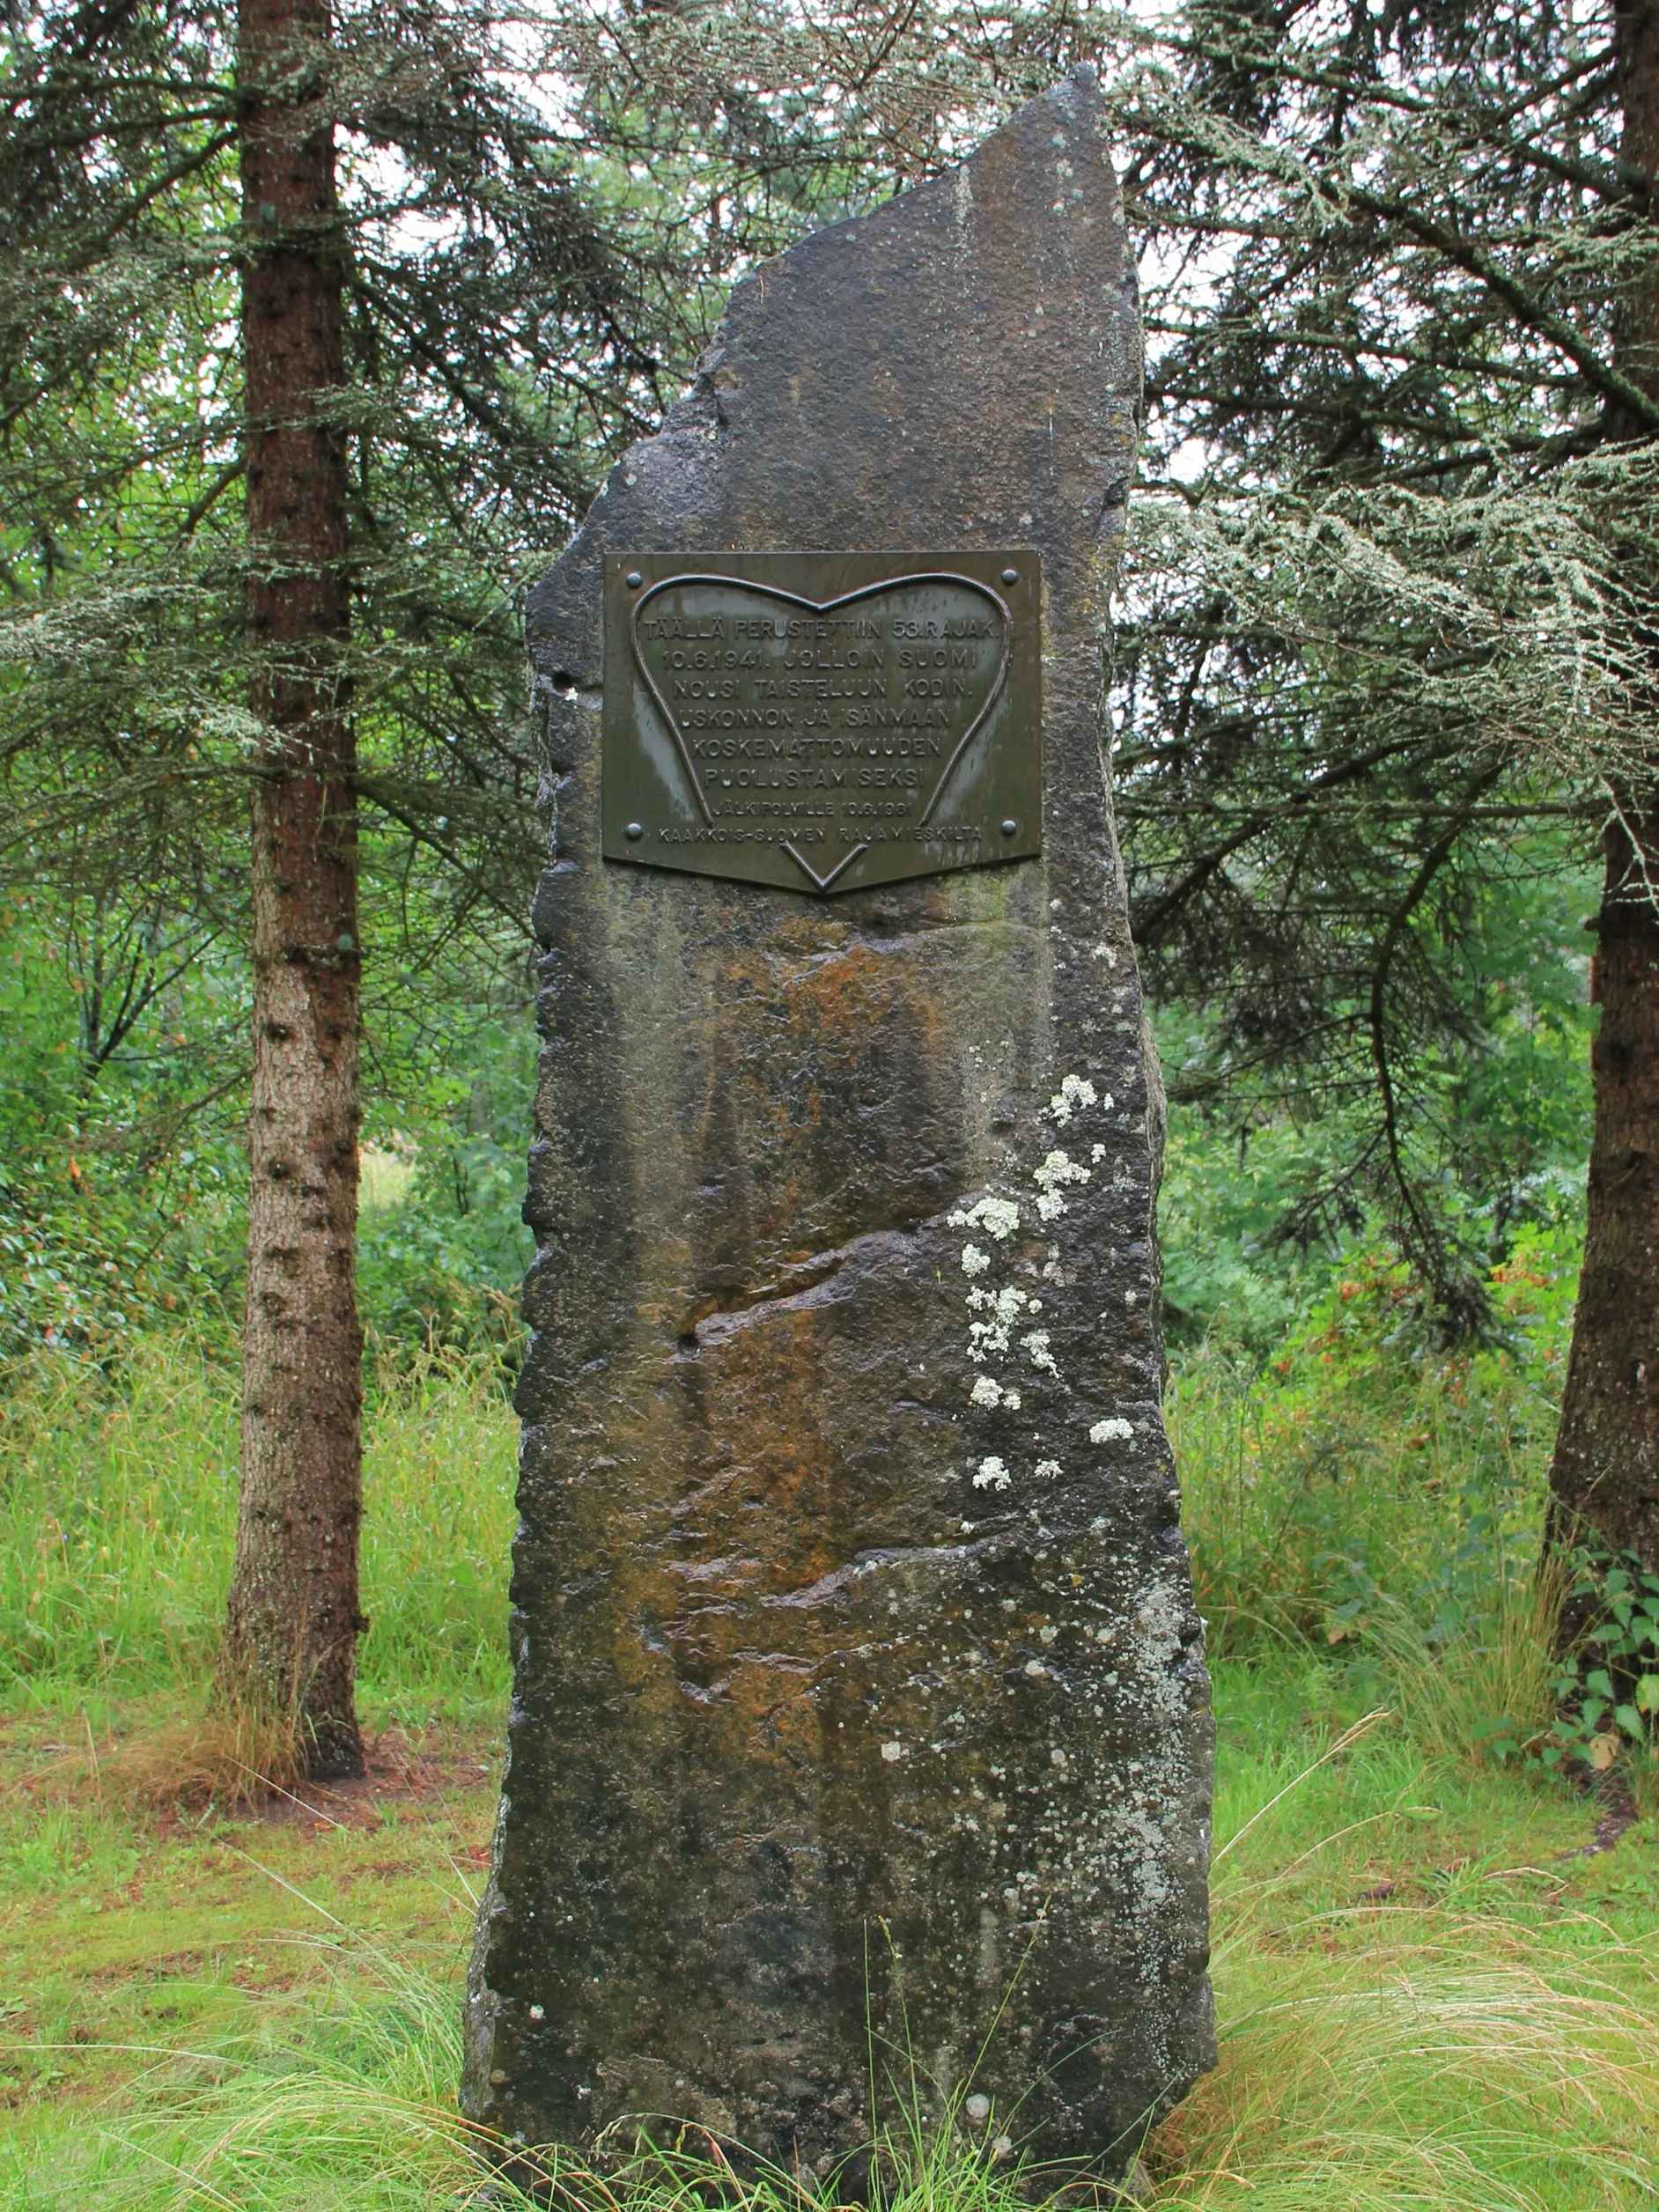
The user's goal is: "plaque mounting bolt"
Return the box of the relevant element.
[1001,568,1020,584]
[1000,818,1019,837]
[624,821,644,840]
[625,571,643,588]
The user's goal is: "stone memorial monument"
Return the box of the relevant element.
[463,65,1214,2191]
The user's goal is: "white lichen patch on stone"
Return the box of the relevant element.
[1091,1143,1106,1162]
[1021,1328,1058,1376]
[1108,1805,1175,1906]
[1046,1073,1100,1125]
[1133,1572,1194,1683]
[1033,1147,1091,1221]
[948,1194,1021,1241]
[966,1282,1027,1361]
[952,1118,1110,1490]
[1090,1416,1134,1442]
[970,1374,1021,1411]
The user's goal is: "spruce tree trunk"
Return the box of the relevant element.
[1550,804,1659,1570]
[225,0,365,1778]
[1547,0,1659,1577]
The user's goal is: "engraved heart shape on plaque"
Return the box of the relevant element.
[629,571,1013,833]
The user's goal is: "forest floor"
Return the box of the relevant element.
[3,1664,1657,2210]
[5,1309,1659,2208]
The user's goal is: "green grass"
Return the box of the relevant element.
[4,1284,1658,2210]
[0,1340,515,1712]
[1169,1240,1575,1662]
[4,1670,1655,2211]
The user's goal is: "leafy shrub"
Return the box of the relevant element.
[1171,1233,1575,1675]
[1542,1547,1659,1773]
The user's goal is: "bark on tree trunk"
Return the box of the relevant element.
[224,0,365,1779]
[1549,804,1659,1571]
[1547,0,1659,1578]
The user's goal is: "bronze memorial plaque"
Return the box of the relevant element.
[601,550,1041,895]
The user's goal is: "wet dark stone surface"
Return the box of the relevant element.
[462,67,1214,2188]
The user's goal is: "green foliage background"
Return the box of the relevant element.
[0,889,538,1367]
[1157,841,1596,1358]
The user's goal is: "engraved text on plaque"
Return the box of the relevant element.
[601,550,1041,895]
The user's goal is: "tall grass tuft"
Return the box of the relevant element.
[0,1336,518,1708]
[354,1345,517,1705]
[41,1920,489,2209]
[1149,1906,1659,2208]
[14,1867,1659,2212]
[1360,1558,1570,1771]
[1169,1254,1567,1661]
[0,1339,241,1695]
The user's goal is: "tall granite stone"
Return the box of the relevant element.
[463,66,1214,2189]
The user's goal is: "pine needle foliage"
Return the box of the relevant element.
[0,0,698,1307]
[1,0,675,902]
